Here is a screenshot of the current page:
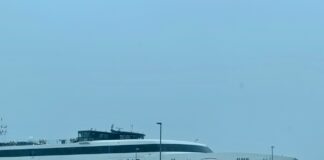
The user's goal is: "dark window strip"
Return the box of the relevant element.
[0,144,213,157]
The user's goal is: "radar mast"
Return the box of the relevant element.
[0,117,8,136]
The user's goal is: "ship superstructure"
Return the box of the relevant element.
[0,128,297,160]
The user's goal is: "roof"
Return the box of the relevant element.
[0,139,208,150]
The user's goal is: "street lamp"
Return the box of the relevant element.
[271,146,275,160]
[156,122,162,160]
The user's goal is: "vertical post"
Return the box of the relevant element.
[156,122,162,160]
[271,146,274,160]
[135,147,139,160]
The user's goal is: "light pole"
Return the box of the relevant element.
[271,146,275,160]
[156,122,162,160]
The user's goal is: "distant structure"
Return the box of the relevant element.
[0,117,7,136]
[0,123,297,160]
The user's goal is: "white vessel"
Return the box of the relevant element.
[0,128,297,160]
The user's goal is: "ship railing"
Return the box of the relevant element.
[0,138,78,147]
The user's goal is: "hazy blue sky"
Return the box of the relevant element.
[0,0,323,160]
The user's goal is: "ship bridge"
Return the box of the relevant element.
[77,129,145,142]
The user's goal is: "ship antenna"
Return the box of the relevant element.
[111,124,114,131]
[0,117,8,136]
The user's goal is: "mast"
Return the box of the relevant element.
[0,117,7,136]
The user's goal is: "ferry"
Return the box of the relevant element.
[0,127,297,160]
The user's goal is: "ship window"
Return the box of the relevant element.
[0,144,212,157]
[237,158,250,160]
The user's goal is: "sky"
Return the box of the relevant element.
[0,0,324,160]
